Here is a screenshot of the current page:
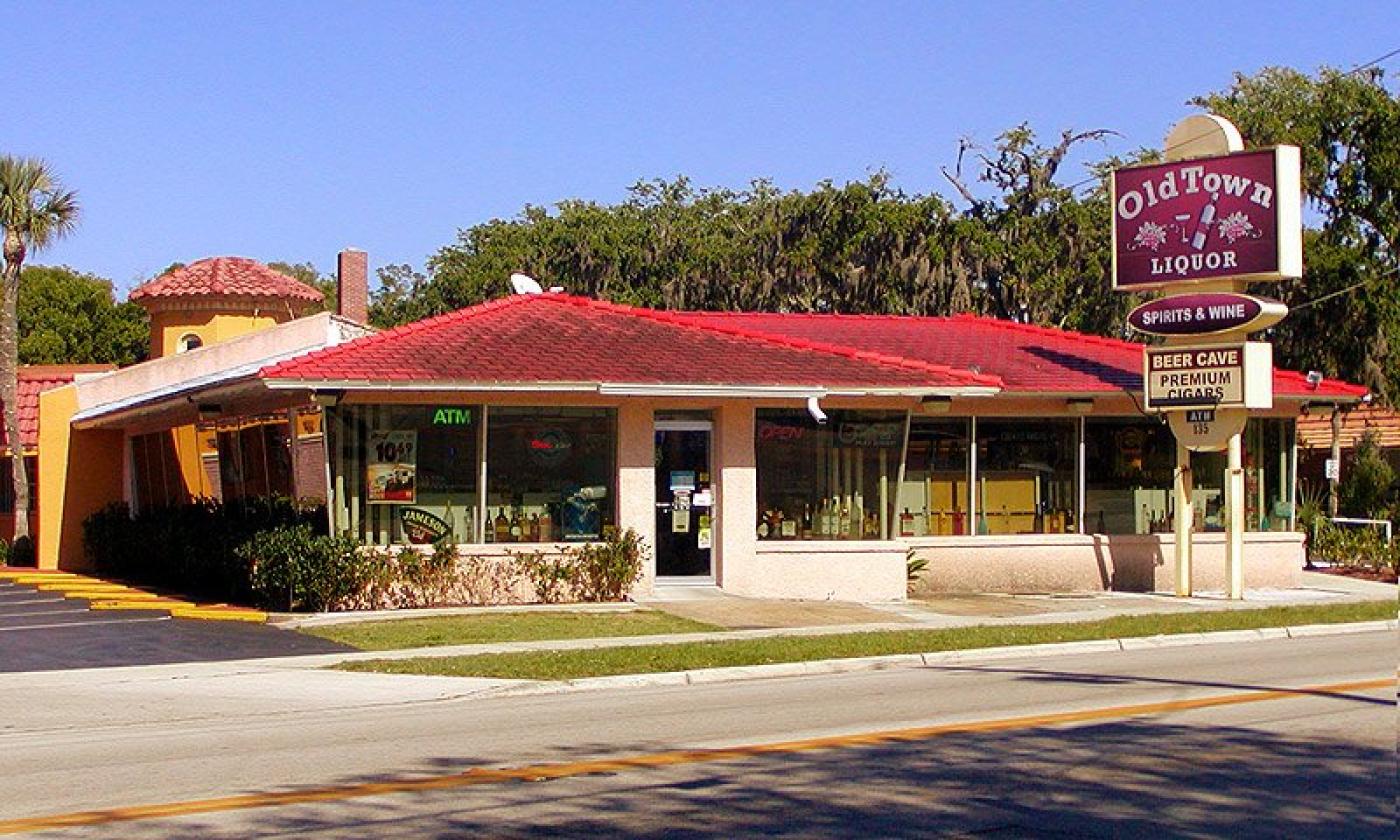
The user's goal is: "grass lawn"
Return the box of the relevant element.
[335,600,1396,681]
[302,609,723,651]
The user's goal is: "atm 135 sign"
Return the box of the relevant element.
[1111,147,1301,291]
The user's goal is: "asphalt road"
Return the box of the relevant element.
[0,581,348,672]
[1,628,1392,838]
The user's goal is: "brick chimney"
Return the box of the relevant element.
[336,248,369,324]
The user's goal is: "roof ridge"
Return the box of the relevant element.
[567,297,1003,387]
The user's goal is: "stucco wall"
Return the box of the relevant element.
[713,402,756,590]
[616,402,657,595]
[908,531,1304,595]
[739,540,908,601]
[37,385,126,570]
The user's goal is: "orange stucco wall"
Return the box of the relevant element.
[37,385,126,570]
[148,309,287,360]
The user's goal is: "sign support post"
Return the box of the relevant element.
[1173,442,1193,596]
[1226,432,1245,598]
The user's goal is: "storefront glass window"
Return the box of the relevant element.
[1083,418,1175,534]
[331,404,481,545]
[217,417,294,502]
[755,409,906,540]
[974,420,1076,534]
[899,419,971,536]
[1189,418,1294,532]
[485,408,616,543]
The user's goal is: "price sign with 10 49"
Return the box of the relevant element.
[373,431,415,464]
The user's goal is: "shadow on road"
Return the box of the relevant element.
[926,663,1394,706]
[85,715,1393,838]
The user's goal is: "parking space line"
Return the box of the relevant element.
[0,617,170,632]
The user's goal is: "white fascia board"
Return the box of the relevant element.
[263,379,597,393]
[264,380,1002,399]
[824,386,1001,398]
[598,383,826,398]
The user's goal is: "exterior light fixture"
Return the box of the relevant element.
[1066,398,1095,415]
[920,395,953,415]
[312,390,344,408]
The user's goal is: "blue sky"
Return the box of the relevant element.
[9,1,1398,292]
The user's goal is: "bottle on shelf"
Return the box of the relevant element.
[538,508,553,542]
[493,507,510,543]
[509,508,523,541]
[838,500,851,539]
[899,507,915,538]
[528,512,541,542]
[801,503,814,539]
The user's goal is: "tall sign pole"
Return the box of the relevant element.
[1114,114,1301,600]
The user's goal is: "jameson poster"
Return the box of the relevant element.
[367,429,417,504]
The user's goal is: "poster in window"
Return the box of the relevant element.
[367,430,417,504]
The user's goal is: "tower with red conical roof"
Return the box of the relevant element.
[129,256,324,359]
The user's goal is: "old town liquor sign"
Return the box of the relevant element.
[1111,147,1302,290]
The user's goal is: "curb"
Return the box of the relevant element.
[487,619,1397,697]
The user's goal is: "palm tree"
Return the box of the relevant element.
[0,157,79,553]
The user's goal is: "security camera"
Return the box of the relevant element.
[1305,370,1323,388]
[807,396,828,425]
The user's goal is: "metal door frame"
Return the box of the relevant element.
[654,420,715,579]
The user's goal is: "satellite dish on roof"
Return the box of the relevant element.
[510,272,544,295]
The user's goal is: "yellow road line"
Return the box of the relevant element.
[0,676,1388,835]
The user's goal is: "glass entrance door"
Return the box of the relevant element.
[655,422,713,577]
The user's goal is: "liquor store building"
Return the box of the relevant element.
[41,285,1366,602]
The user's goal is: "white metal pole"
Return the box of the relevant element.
[1173,442,1193,597]
[968,416,978,534]
[1077,416,1086,534]
[1226,431,1245,599]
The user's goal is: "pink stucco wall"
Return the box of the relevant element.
[616,402,657,596]
[713,402,757,591]
[744,541,908,601]
[908,531,1304,595]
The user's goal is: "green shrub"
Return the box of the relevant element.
[514,549,576,604]
[1340,430,1397,518]
[1310,520,1398,574]
[81,495,325,601]
[236,524,366,611]
[8,535,34,567]
[575,527,647,601]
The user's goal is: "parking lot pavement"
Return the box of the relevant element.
[0,582,351,673]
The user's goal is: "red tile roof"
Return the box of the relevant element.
[678,311,1368,399]
[258,293,1367,401]
[129,257,323,305]
[1,365,115,454]
[261,294,1001,391]
[1297,404,1400,450]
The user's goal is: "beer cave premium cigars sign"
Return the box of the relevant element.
[1143,342,1273,411]
[1128,292,1288,337]
[1111,147,1301,290]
